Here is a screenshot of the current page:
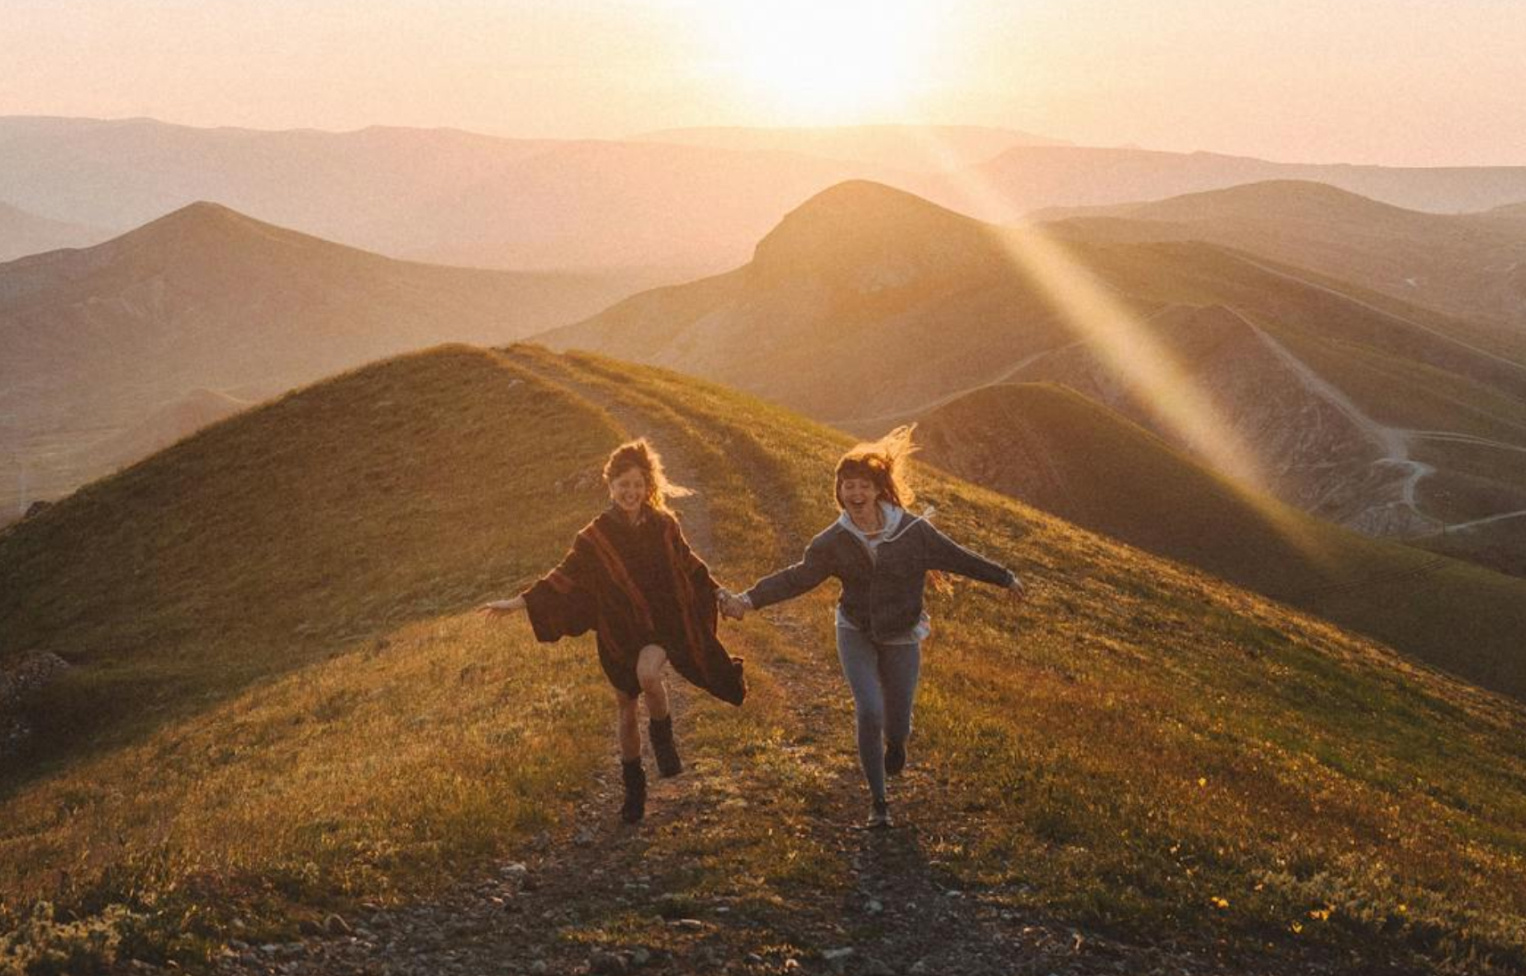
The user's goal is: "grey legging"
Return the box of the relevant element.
[836,626,922,801]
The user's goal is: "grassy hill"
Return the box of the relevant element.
[916,381,1526,699]
[2,347,1525,973]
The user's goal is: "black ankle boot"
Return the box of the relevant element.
[620,759,646,824]
[649,715,683,778]
[885,739,907,777]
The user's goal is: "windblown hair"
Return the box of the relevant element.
[834,424,919,510]
[603,438,693,514]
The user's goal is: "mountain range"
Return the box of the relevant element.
[8,116,1526,277]
[540,180,1526,574]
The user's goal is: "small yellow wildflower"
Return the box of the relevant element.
[1198,777,1208,788]
[1211,896,1230,909]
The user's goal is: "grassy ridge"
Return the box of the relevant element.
[2,347,1524,972]
[0,345,617,772]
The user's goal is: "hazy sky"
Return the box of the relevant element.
[4,0,1525,166]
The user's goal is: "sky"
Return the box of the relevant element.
[3,0,1525,166]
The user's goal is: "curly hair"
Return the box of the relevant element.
[603,438,693,514]
[834,424,919,510]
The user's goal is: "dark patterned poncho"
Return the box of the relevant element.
[519,505,746,705]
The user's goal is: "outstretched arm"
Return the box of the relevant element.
[923,521,1024,599]
[493,536,599,640]
[740,538,835,613]
[477,595,526,616]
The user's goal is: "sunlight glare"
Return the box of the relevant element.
[910,132,1344,569]
[702,0,935,122]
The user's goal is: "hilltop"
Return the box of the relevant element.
[0,202,647,512]
[3,345,1525,974]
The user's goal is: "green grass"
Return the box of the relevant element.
[3,346,1526,973]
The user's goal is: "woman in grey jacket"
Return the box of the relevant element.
[722,426,1026,828]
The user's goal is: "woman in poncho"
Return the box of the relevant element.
[480,438,745,823]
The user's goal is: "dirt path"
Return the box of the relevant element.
[1399,429,1526,454]
[1242,315,1442,531]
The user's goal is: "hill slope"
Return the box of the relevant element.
[0,202,644,512]
[917,381,1526,697]
[2,346,1524,973]
[1035,180,1526,330]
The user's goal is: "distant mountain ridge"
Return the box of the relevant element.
[9,115,1526,274]
[973,145,1526,217]
[1033,179,1526,331]
[0,200,109,261]
[628,124,1070,168]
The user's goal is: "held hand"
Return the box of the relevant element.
[717,589,748,620]
[477,597,525,618]
[1007,577,1027,604]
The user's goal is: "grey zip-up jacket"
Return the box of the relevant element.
[742,509,1018,642]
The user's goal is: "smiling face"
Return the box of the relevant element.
[608,465,649,516]
[837,475,880,519]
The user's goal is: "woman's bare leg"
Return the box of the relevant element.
[615,689,641,761]
[636,644,670,720]
[638,644,683,776]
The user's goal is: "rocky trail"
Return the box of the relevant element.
[210,365,1331,976]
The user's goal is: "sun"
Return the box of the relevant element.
[702,1,936,123]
